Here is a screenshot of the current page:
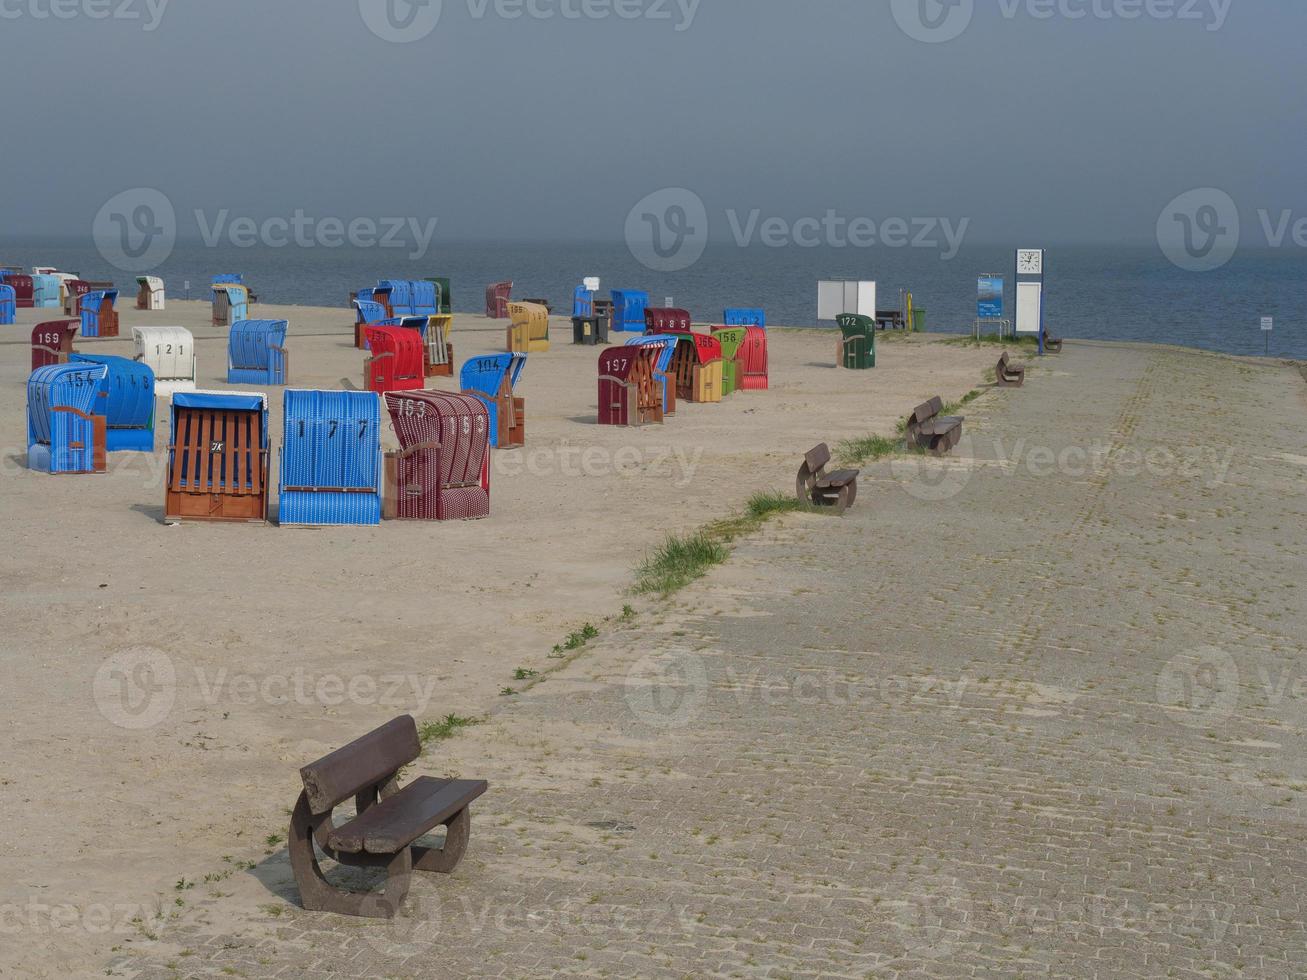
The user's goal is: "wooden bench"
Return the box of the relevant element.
[796,443,859,514]
[996,351,1025,388]
[905,396,964,456]
[289,715,488,918]
[1044,330,1063,353]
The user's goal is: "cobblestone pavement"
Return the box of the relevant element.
[115,344,1307,979]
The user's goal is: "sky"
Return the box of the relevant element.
[0,0,1302,245]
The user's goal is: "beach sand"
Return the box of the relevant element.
[0,299,1002,976]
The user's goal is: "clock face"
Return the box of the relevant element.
[1017,249,1043,275]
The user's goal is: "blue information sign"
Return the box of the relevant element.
[978,276,1004,319]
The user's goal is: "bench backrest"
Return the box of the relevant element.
[805,443,831,475]
[910,396,944,426]
[299,715,421,814]
[997,351,1010,369]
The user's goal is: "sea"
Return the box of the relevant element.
[2,240,1303,360]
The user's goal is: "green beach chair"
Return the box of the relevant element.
[837,314,876,369]
[711,326,747,396]
[426,277,452,315]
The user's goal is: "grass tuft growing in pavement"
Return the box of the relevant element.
[634,533,730,597]
[418,713,482,746]
[837,433,903,463]
[745,491,816,520]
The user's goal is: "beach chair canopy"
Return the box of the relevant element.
[27,361,109,473]
[739,326,769,389]
[460,352,526,449]
[212,274,244,285]
[3,273,34,307]
[27,362,108,444]
[611,289,649,333]
[485,281,513,318]
[228,319,289,385]
[279,389,382,527]
[136,275,166,310]
[79,289,120,338]
[724,307,766,330]
[384,390,491,521]
[379,279,414,317]
[363,325,425,394]
[133,326,196,392]
[597,345,663,427]
[573,284,595,318]
[32,320,79,370]
[70,353,156,451]
[645,307,692,334]
[166,390,270,522]
[354,299,388,325]
[32,274,61,308]
[0,285,15,324]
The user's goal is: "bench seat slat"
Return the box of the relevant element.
[816,469,859,489]
[327,776,488,855]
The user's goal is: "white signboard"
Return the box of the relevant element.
[1016,281,1043,335]
[817,280,876,321]
[1261,316,1274,331]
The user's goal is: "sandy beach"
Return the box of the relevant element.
[1,299,1005,977]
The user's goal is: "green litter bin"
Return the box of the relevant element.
[912,308,926,332]
[836,314,876,369]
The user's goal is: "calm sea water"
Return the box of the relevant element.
[3,240,1303,359]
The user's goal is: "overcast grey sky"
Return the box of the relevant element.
[0,0,1301,243]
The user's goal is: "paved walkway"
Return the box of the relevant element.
[117,343,1307,978]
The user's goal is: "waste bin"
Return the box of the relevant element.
[912,308,926,332]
